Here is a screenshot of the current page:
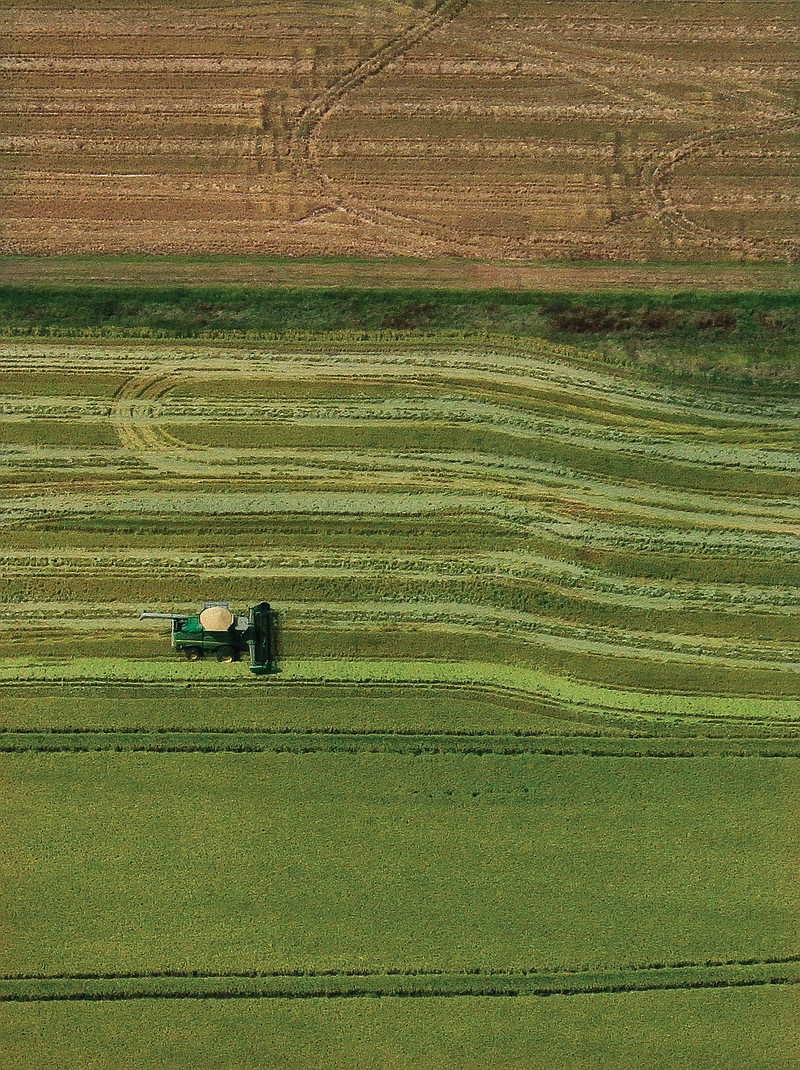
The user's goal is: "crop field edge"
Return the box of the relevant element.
[2,286,796,387]
[2,256,799,293]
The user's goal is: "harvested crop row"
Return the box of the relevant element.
[3,0,797,259]
[6,387,791,476]
[3,549,797,609]
[0,656,797,727]
[3,592,795,673]
[4,339,798,422]
[1,337,797,711]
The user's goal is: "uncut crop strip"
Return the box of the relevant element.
[1,660,797,729]
[2,957,797,1003]
[1,338,798,706]
[6,671,799,738]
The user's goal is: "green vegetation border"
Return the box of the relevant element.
[0,285,798,385]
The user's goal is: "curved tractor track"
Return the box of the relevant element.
[288,0,478,253]
[643,121,800,258]
[4,2,797,259]
[285,5,798,259]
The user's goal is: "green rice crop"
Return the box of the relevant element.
[0,987,794,1070]
[2,752,795,977]
[2,315,798,1068]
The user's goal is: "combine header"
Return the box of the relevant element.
[140,601,276,675]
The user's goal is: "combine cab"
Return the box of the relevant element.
[140,601,276,675]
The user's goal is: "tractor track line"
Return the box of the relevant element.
[6,954,797,981]
[643,121,800,255]
[1,958,797,1003]
[1,731,794,758]
[289,0,476,250]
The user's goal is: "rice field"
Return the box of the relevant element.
[3,0,798,260]
[1,749,797,1068]
[2,337,798,694]
[3,0,799,1060]
[2,753,796,977]
[2,989,796,1070]
[1,323,798,1065]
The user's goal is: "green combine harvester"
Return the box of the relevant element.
[140,601,276,675]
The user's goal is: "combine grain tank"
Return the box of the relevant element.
[139,601,276,674]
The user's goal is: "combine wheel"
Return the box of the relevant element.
[183,647,203,661]
[216,645,236,663]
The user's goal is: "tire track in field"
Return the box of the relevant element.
[463,22,798,255]
[110,369,190,454]
[288,0,476,251]
[642,122,800,256]
[2,958,796,1002]
[291,9,798,258]
[4,728,795,759]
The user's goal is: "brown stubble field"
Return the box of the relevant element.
[1,0,797,262]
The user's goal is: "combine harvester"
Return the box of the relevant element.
[140,601,276,675]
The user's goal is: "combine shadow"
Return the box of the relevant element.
[249,601,282,676]
[266,604,281,674]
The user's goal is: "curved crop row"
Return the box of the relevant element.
[1,338,797,717]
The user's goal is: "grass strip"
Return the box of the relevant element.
[0,286,797,385]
